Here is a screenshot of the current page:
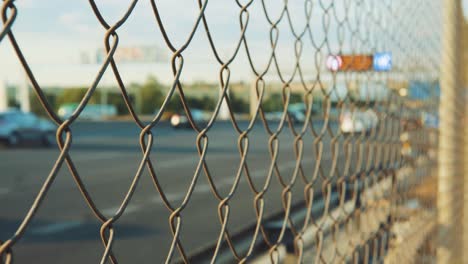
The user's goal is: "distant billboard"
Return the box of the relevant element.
[95,45,168,64]
[326,55,343,72]
[326,54,373,72]
[373,52,392,71]
[341,55,373,71]
[327,52,393,72]
[408,81,440,100]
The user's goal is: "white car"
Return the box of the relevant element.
[340,109,378,134]
[0,110,57,147]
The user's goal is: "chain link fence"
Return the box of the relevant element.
[0,0,459,263]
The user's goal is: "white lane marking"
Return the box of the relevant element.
[114,156,326,215]
[150,157,319,204]
[101,204,141,216]
[147,157,318,206]
[31,221,83,235]
[0,188,10,196]
[150,192,186,205]
[215,157,315,188]
[194,184,211,193]
[157,156,199,169]
[73,152,130,163]
[251,157,314,179]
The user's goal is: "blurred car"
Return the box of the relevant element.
[421,112,439,129]
[340,109,378,134]
[265,110,306,123]
[400,111,422,132]
[170,109,207,129]
[58,103,117,120]
[264,111,284,122]
[264,103,310,124]
[288,109,306,123]
[0,110,56,147]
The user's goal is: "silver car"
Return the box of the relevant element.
[0,110,56,147]
[339,109,378,134]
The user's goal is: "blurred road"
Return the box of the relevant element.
[0,120,341,263]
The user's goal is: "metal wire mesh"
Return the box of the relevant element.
[0,0,444,263]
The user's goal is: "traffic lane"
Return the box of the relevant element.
[4,152,342,264]
[0,124,344,263]
[0,124,341,211]
[0,125,337,195]
[0,117,331,210]
[69,120,337,139]
[2,147,342,263]
[0,131,336,220]
[0,129,346,227]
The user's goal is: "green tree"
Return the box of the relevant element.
[30,92,56,117]
[7,98,20,109]
[261,92,307,112]
[139,77,165,115]
[228,93,248,113]
[55,87,130,115]
[56,88,90,108]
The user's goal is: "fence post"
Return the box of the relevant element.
[464,13,468,264]
[437,0,464,263]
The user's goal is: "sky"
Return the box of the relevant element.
[1,0,319,86]
[0,0,467,87]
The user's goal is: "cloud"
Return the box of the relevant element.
[15,0,36,8]
[58,12,94,34]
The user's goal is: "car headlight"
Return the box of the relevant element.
[354,121,364,131]
[171,115,181,126]
[341,119,353,132]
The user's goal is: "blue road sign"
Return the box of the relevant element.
[373,52,392,71]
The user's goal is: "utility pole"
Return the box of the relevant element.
[219,89,230,120]
[438,0,464,263]
[0,81,8,111]
[17,71,30,112]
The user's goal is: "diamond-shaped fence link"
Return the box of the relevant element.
[0,0,453,263]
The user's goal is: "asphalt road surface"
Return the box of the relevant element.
[0,120,343,263]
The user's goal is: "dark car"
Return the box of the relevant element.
[0,110,56,147]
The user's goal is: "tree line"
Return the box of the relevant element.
[24,76,318,117]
